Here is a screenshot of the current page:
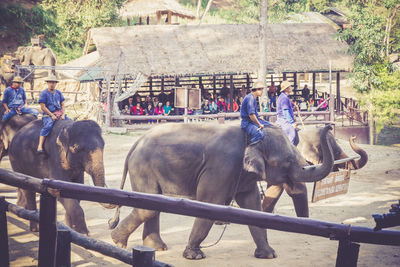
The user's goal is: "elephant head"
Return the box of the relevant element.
[57,120,115,209]
[244,125,334,184]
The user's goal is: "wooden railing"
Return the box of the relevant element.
[0,169,399,267]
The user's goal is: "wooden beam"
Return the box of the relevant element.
[336,72,341,113]
[38,193,57,267]
[157,11,161,24]
[312,72,316,106]
[146,16,149,25]
[213,75,216,94]
[167,11,171,24]
[0,197,9,267]
[229,74,234,111]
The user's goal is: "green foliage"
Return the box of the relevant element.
[41,0,124,64]
[0,4,56,46]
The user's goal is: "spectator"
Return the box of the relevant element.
[127,97,134,110]
[318,97,328,111]
[240,85,247,98]
[261,96,269,112]
[145,103,155,124]
[152,97,159,109]
[155,102,164,115]
[202,99,212,114]
[158,89,168,105]
[130,102,143,115]
[268,82,277,96]
[220,84,229,98]
[210,100,218,114]
[227,99,239,112]
[122,105,130,115]
[302,84,310,101]
[217,97,227,113]
[163,101,172,116]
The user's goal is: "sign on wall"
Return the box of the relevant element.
[312,170,351,203]
[174,87,201,109]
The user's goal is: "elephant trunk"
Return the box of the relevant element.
[348,136,368,170]
[85,148,116,209]
[292,125,334,183]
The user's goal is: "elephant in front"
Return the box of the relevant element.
[262,127,368,217]
[9,119,115,234]
[18,46,56,76]
[109,123,334,260]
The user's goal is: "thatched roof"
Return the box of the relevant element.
[120,0,195,19]
[83,23,353,78]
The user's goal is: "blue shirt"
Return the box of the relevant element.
[240,93,260,128]
[2,86,26,108]
[38,89,65,113]
[277,92,294,124]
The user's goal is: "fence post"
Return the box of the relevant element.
[335,239,360,267]
[56,230,71,267]
[132,245,155,267]
[0,197,10,267]
[38,192,57,267]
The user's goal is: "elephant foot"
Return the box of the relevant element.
[254,246,277,259]
[111,228,128,249]
[183,246,206,260]
[143,236,168,251]
[30,221,39,232]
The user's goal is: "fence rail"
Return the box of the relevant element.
[0,168,399,265]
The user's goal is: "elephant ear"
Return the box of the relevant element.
[55,127,71,170]
[243,144,266,180]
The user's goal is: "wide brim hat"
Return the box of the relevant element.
[281,80,292,91]
[252,80,264,90]
[12,76,23,83]
[45,75,59,82]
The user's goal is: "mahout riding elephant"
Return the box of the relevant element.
[9,119,115,234]
[262,127,368,217]
[109,123,334,260]
[19,46,56,76]
[0,103,37,161]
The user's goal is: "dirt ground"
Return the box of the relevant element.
[2,123,400,267]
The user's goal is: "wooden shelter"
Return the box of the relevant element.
[76,23,353,112]
[119,0,195,25]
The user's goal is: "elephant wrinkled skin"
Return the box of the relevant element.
[110,123,334,260]
[262,127,368,217]
[9,119,115,234]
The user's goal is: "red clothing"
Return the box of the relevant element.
[130,106,143,115]
[227,101,239,112]
[155,106,164,115]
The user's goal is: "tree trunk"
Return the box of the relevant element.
[199,0,213,24]
[196,0,202,18]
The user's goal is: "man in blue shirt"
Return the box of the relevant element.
[2,76,39,121]
[240,80,271,145]
[37,75,70,153]
[276,80,298,145]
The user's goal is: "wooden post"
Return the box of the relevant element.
[38,193,57,267]
[246,74,250,91]
[258,0,268,96]
[329,61,335,131]
[146,16,149,25]
[127,18,130,26]
[161,77,164,95]
[283,72,287,80]
[336,239,360,267]
[139,17,142,25]
[56,230,71,267]
[293,72,297,89]
[149,77,153,97]
[167,11,172,24]
[157,11,161,24]
[175,77,180,86]
[336,72,341,113]
[132,246,155,267]
[213,75,216,94]
[0,197,10,267]
[312,72,316,106]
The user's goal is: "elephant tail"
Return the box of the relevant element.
[108,140,140,229]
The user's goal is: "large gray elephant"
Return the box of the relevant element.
[9,119,115,234]
[262,127,368,217]
[109,123,334,260]
[19,46,56,76]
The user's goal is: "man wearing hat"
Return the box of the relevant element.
[37,75,69,153]
[276,80,298,145]
[240,80,271,146]
[2,76,39,121]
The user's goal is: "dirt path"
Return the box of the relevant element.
[2,127,400,266]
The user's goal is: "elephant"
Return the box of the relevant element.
[0,57,17,91]
[0,103,37,162]
[8,119,115,234]
[18,46,56,76]
[109,123,334,260]
[261,127,368,217]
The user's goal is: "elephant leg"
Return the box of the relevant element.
[262,184,284,212]
[283,182,309,217]
[18,189,39,232]
[58,197,89,235]
[235,184,277,259]
[142,212,167,251]
[183,217,214,260]
[111,208,157,249]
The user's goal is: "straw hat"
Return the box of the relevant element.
[252,80,264,91]
[12,76,23,83]
[45,75,59,82]
[280,80,292,91]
